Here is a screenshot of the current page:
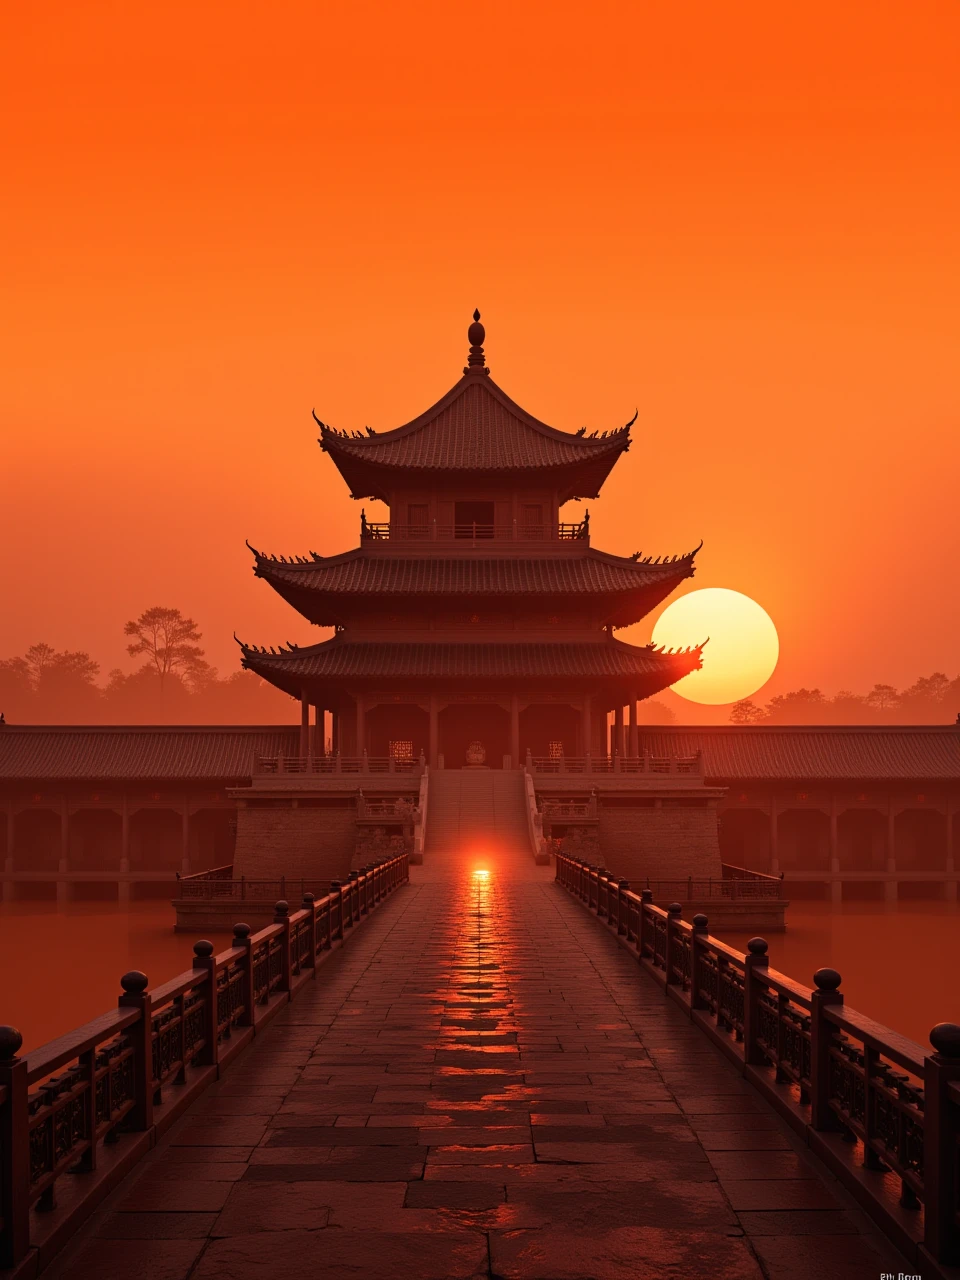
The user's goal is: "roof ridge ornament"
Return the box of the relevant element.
[464,308,490,376]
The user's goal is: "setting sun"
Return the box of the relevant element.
[652,588,779,705]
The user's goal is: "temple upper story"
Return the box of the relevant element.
[314,311,634,521]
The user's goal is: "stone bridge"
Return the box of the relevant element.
[1,853,956,1280]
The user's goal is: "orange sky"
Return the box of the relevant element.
[3,1,959,718]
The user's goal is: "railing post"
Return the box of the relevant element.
[348,871,361,924]
[117,970,154,1132]
[925,1022,960,1265]
[233,924,254,1024]
[0,1026,29,1270]
[617,880,630,934]
[192,942,220,1069]
[274,901,291,992]
[330,881,343,940]
[810,967,843,1131]
[639,889,653,957]
[302,893,317,969]
[665,903,682,986]
[742,938,769,1062]
[689,914,708,1007]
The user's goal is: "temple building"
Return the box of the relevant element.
[240,312,704,767]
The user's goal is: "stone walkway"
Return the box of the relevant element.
[50,866,908,1280]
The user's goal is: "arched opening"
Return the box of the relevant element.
[837,809,885,872]
[777,808,830,872]
[519,704,581,759]
[718,808,771,871]
[896,808,947,873]
[69,809,122,872]
[365,703,429,761]
[129,808,182,873]
[13,809,60,872]
[439,704,509,768]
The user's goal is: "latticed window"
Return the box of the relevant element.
[389,739,414,760]
[548,740,564,759]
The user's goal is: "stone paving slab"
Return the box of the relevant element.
[47,863,910,1280]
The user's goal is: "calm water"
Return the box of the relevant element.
[0,896,957,1054]
[718,900,960,1050]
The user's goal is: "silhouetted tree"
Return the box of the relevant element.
[764,688,827,724]
[124,607,209,693]
[729,699,766,724]
[865,683,900,712]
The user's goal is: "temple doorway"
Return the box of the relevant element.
[366,703,429,761]
[439,703,509,768]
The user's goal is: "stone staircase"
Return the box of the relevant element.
[423,769,534,866]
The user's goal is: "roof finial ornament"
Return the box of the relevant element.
[464,308,489,376]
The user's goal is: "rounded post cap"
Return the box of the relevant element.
[667,902,683,915]
[232,922,251,940]
[692,913,708,928]
[930,1022,960,1057]
[120,969,149,994]
[274,899,289,916]
[330,879,342,889]
[302,892,316,905]
[193,940,214,959]
[0,1025,24,1061]
[618,879,630,890]
[640,888,653,901]
[813,966,842,992]
[747,937,769,957]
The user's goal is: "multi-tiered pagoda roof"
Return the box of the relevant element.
[240,312,703,745]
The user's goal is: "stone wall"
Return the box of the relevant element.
[598,799,722,881]
[233,802,357,882]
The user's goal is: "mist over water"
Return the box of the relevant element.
[1,895,957,1054]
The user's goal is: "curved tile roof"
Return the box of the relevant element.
[252,549,697,597]
[0,727,297,781]
[637,726,960,781]
[240,637,702,684]
[317,374,631,502]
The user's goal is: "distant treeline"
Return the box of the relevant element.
[730,675,960,725]
[0,606,290,725]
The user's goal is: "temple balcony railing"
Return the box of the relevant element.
[527,751,704,777]
[360,518,589,545]
[256,753,425,777]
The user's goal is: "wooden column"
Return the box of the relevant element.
[428,695,439,770]
[886,800,898,904]
[311,704,322,757]
[58,800,70,906]
[510,694,520,769]
[613,704,624,757]
[769,795,779,875]
[829,795,841,905]
[582,696,592,758]
[299,688,310,757]
[3,806,15,904]
[118,793,131,906]
[628,698,639,758]
[332,709,340,754]
[356,694,366,756]
[181,802,191,878]
[946,801,956,903]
